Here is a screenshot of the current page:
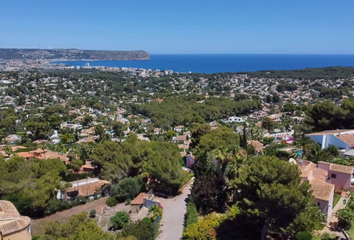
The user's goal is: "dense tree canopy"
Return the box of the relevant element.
[229,156,323,239]
[132,96,261,127]
[0,156,67,217]
[91,136,188,195]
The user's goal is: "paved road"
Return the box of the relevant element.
[156,183,191,240]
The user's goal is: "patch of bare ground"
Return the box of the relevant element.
[98,203,149,232]
[31,197,108,236]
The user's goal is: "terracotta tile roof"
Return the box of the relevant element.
[337,133,354,147]
[17,152,34,158]
[0,200,31,236]
[67,179,110,197]
[310,178,334,201]
[247,140,264,153]
[174,135,187,141]
[298,161,317,178]
[312,168,328,181]
[178,144,189,149]
[131,192,147,205]
[35,150,70,164]
[329,163,353,174]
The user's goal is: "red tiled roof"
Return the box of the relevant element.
[131,193,147,205]
[337,133,354,147]
[0,200,31,236]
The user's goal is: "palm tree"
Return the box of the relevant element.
[308,144,331,163]
[38,141,47,159]
[226,145,247,179]
[148,205,162,222]
[68,145,80,162]
[4,144,12,158]
[214,146,234,174]
[247,121,264,141]
[295,136,315,159]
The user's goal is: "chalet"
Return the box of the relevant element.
[66,178,111,201]
[306,129,354,154]
[296,160,334,218]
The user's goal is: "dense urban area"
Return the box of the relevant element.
[1,63,354,240]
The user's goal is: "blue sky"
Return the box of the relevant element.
[0,0,353,54]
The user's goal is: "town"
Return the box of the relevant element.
[1,66,354,240]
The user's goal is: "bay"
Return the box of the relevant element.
[53,54,354,73]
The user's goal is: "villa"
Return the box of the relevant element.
[296,159,354,218]
[306,129,354,155]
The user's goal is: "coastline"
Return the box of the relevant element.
[51,54,354,74]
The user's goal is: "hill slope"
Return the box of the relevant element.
[0,48,150,60]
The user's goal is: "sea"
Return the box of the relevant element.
[53,54,354,74]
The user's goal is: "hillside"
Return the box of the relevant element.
[0,48,150,60]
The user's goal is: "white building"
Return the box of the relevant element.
[226,116,244,123]
[306,129,354,155]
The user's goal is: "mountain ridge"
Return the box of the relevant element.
[0,48,150,60]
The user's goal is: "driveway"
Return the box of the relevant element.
[156,183,192,240]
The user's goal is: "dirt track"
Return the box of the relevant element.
[31,197,108,236]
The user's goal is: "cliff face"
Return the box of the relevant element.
[0,48,150,60]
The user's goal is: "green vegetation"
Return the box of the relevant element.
[183,212,226,240]
[189,152,324,239]
[333,194,341,208]
[117,218,155,240]
[106,197,118,207]
[90,209,96,218]
[111,177,141,202]
[303,99,354,132]
[248,66,354,80]
[185,202,198,226]
[148,205,162,222]
[40,213,115,240]
[296,231,313,240]
[0,48,149,60]
[110,211,130,230]
[91,137,188,195]
[133,96,261,127]
[336,208,354,230]
[0,156,68,217]
[2,66,354,239]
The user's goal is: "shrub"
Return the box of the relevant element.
[110,211,130,230]
[43,198,82,216]
[90,209,96,218]
[348,200,354,211]
[117,236,138,240]
[321,233,338,240]
[183,213,226,240]
[111,177,140,202]
[296,231,312,240]
[336,208,354,230]
[117,219,154,240]
[186,202,198,226]
[106,197,118,207]
[76,195,87,204]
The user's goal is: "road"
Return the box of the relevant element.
[156,183,192,240]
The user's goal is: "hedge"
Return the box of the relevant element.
[186,202,198,226]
